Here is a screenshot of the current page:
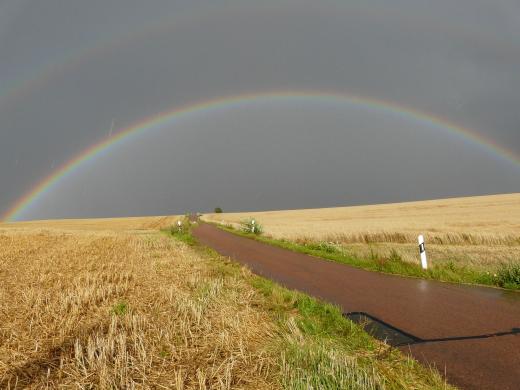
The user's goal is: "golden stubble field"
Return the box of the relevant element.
[0,215,180,232]
[0,217,276,388]
[203,193,520,269]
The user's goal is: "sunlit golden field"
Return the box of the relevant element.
[0,221,276,388]
[0,215,180,232]
[0,218,449,388]
[204,193,520,270]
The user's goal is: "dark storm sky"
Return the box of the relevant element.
[0,0,519,220]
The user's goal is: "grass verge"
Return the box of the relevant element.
[215,223,520,291]
[166,223,452,389]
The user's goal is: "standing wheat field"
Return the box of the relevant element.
[0,217,449,389]
[203,193,520,271]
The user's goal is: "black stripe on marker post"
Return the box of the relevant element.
[419,243,425,253]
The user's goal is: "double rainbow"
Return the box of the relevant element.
[3,90,519,222]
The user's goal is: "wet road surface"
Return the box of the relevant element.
[192,223,520,390]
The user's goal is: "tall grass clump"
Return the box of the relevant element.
[280,343,383,389]
[304,241,340,254]
[240,218,263,235]
[496,262,520,289]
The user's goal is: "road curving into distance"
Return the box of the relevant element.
[192,222,520,390]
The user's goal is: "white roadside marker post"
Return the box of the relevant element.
[177,220,182,232]
[251,219,255,234]
[418,235,428,270]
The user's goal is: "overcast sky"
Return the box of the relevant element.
[1,0,519,220]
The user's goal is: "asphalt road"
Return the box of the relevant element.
[192,223,520,390]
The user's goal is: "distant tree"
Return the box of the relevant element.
[214,207,223,213]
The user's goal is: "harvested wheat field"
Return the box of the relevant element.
[0,215,180,232]
[0,218,449,389]
[203,193,520,270]
[0,220,274,388]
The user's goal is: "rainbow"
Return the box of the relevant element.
[3,90,519,222]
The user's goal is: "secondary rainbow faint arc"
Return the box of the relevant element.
[3,90,519,222]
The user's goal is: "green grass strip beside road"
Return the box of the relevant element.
[215,223,520,291]
[166,223,453,389]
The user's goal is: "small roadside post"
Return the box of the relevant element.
[251,219,255,234]
[177,220,182,232]
[418,235,428,270]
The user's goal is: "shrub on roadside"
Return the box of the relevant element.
[240,218,263,235]
[164,217,196,245]
[170,219,189,234]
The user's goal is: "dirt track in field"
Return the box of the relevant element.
[193,223,520,390]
